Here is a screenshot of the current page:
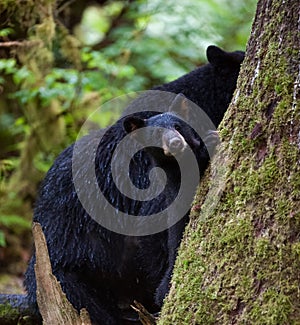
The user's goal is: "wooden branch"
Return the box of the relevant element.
[131,300,157,325]
[32,222,92,325]
[0,40,41,47]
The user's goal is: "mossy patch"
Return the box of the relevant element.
[158,0,300,323]
[0,302,19,319]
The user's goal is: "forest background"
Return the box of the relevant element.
[0,0,256,292]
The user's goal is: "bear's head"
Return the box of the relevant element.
[123,94,202,160]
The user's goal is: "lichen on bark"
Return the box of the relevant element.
[158,0,300,323]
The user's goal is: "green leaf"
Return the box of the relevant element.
[0,59,16,74]
[0,28,14,37]
[0,215,31,229]
[0,230,6,247]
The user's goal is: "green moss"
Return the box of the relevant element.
[159,1,300,323]
[247,289,292,324]
[0,302,19,320]
[291,242,300,258]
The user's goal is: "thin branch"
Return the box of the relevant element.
[0,40,41,47]
[131,300,157,325]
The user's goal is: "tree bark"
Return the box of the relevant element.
[33,222,92,325]
[158,0,300,324]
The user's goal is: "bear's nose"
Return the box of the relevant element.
[169,138,184,152]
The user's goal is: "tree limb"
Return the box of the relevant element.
[33,222,92,325]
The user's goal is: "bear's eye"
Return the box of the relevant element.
[174,124,181,132]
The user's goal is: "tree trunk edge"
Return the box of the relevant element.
[158,0,300,324]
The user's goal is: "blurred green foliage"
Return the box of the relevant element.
[0,0,256,251]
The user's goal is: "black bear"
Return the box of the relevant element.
[119,44,245,306]
[24,46,244,324]
[24,95,206,324]
[122,45,244,128]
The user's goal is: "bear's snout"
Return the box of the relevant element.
[169,138,184,152]
[162,130,187,156]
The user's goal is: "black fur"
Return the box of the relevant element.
[24,46,244,324]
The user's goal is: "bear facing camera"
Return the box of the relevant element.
[23,46,244,324]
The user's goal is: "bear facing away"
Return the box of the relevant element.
[24,46,244,324]
[123,45,244,128]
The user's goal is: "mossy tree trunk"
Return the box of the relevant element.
[159,0,300,324]
[2,0,68,200]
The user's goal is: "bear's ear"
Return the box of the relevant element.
[206,45,244,68]
[169,93,189,120]
[123,116,145,134]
